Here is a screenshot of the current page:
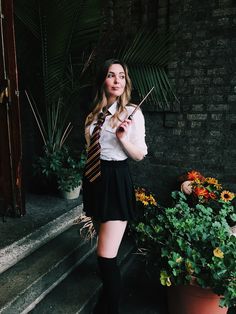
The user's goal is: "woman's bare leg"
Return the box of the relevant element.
[97,220,127,257]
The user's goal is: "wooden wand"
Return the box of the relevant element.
[118,86,154,131]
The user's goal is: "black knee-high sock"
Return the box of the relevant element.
[97,256,121,314]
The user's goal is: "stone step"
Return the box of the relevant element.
[0,204,83,274]
[0,223,96,314]
[29,235,135,314]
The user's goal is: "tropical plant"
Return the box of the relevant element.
[15,0,102,105]
[16,1,180,194]
[25,90,75,192]
[15,0,179,112]
[33,145,86,192]
[16,0,103,189]
[25,92,72,155]
[132,185,236,308]
[56,148,86,192]
[117,29,179,111]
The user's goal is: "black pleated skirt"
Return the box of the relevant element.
[82,159,136,222]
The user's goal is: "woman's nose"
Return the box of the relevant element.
[114,76,120,83]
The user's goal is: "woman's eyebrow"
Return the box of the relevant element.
[108,71,125,74]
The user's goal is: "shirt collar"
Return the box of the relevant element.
[107,101,117,115]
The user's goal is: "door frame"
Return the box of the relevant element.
[0,0,24,217]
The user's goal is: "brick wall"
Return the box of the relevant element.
[131,0,236,204]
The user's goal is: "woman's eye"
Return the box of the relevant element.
[107,73,125,79]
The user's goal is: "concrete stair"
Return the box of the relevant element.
[0,204,83,274]
[0,201,136,314]
[1,199,234,314]
[30,236,135,314]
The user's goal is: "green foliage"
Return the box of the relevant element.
[26,93,72,153]
[17,1,101,194]
[56,149,86,192]
[34,146,86,192]
[15,0,179,112]
[118,29,179,110]
[26,92,79,193]
[132,189,236,308]
[15,0,103,104]
[34,145,63,179]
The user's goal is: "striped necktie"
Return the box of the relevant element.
[85,110,110,182]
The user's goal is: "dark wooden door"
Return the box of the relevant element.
[0,0,24,217]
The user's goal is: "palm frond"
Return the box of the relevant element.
[71,0,103,50]
[40,1,85,102]
[120,28,175,66]
[25,90,47,145]
[25,91,72,152]
[38,0,103,103]
[118,28,179,111]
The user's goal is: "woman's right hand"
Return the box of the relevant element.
[116,118,132,140]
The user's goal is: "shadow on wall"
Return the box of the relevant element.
[130,160,180,207]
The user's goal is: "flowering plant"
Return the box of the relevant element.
[133,180,236,308]
[180,170,235,204]
[180,170,235,229]
[135,187,157,207]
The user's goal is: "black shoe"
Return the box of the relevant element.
[92,292,108,314]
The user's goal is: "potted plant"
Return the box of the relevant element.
[55,148,86,199]
[132,172,236,314]
[26,92,87,198]
[33,144,67,193]
[34,145,86,199]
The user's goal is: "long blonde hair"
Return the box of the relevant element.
[85,59,132,128]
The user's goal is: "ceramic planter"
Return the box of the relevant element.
[61,184,81,200]
[167,285,228,314]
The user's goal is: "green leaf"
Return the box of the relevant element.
[117,28,179,111]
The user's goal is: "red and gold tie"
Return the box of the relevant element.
[85,111,110,182]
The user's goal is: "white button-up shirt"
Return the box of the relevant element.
[88,102,148,161]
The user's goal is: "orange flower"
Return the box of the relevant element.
[209,192,217,200]
[187,170,205,182]
[214,183,222,191]
[220,190,235,202]
[149,194,157,206]
[193,186,209,198]
[135,188,157,206]
[187,170,201,181]
[205,177,218,185]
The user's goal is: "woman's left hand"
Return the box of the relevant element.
[181,180,193,195]
[116,118,132,139]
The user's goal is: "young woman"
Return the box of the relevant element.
[83,59,147,314]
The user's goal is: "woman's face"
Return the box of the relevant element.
[104,64,126,103]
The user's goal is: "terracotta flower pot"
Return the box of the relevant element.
[167,285,228,314]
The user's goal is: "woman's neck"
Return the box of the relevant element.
[107,97,117,106]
